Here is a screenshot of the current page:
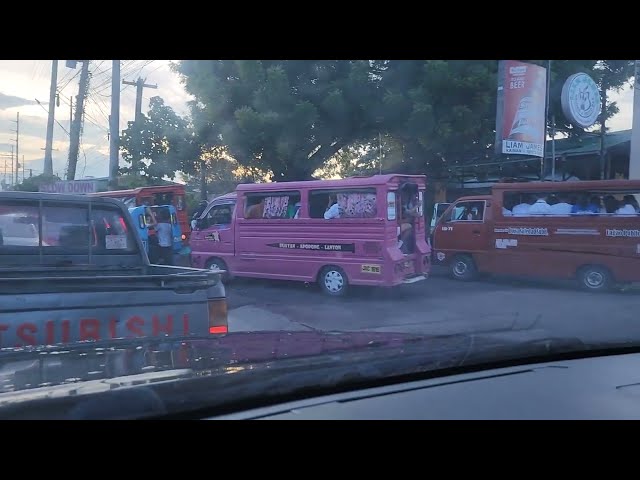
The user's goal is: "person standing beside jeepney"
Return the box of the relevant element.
[146,209,173,265]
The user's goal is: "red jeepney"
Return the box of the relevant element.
[432,179,640,291]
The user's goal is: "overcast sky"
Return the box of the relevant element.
[0,60,634,184]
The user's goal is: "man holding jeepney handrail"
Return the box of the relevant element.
[399,189,419,254]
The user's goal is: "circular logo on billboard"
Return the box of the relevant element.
[561,73,601,129]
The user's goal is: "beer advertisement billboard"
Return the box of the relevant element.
[495,60,547,158]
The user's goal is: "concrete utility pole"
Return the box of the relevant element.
[10,113,19,184]
[630,60,640,180]
[122,77,157,122]
[122,77,157,173]
[67,61,90,181]
[43,60,58,176]
[109,60,121,189]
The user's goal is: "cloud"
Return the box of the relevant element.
[0,93,35,110]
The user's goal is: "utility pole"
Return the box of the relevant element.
[10,113,19,185]
[630,60,640,180]
[69,95,73,133]
[67,61,90,181]
[123,77,157,122]
[122,77,157,174]
[43,60,58,176]
[109,60,120,189]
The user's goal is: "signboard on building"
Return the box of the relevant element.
[561,73,601,129]
[39,180,98,194]
[495,60,548,158]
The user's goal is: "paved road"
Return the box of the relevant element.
[225,267,640,345]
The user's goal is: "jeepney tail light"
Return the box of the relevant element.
[208,299,228,335]
[181,233,187,241]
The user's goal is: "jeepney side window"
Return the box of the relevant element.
[449,201,485,222]
[245,191,301,219]
[309,188,377,219]
[206,204,234,225]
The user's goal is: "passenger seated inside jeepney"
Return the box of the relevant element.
[324,195,342,219]
[245,197,265,219]
[615,195,640,215]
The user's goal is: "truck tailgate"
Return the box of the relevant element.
[0,288,219,349]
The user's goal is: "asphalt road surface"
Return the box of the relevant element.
[226,267,640,346]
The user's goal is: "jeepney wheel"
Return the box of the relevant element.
[451,254,478,281]
[319,265,349,297]
[577,265,612,292]
[206,257,231,283]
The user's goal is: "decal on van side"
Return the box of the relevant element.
[267,242,356,252]
[606,228,640,238]
[205,231,221,242]
[495,238,518,249]
[494,227,549,236]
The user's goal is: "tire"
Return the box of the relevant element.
[205,257,231,283]
[577,265,612,292]
[450,254,478,281]
[318,265,349,296]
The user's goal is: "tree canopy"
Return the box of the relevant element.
[118,60,636,185]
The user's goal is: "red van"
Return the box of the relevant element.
[432,180,640,291]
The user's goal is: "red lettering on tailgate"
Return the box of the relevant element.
[109,318,118,339]
[61,320,71,343]
[126,316,145,337]
[182,314,189,335]
[16,323,37,346]
[79,318,101,341]
[152,315,173,336]
[45,321,55,344]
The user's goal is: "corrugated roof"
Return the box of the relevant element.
[544,129,631,158]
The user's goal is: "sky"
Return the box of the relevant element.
[0,60,634,185]
[0,60,192,185]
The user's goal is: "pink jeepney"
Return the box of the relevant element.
[190,175,430,295]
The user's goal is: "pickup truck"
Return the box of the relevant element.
[0,191,227,349]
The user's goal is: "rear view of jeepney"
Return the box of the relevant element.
[0,192,227,350]
[388,177,431,286]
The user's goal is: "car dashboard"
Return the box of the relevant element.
[208,351,640,420]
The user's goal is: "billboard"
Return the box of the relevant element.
[39,180,97,194]
[495,60,547,158]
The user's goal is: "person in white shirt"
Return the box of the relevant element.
[527,195,552,215]
[512,195,532,216]
[324,195,342,219]
[548,194,573,215]
[147,209,174,265]
[615,195,639,216]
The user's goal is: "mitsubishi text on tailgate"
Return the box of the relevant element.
[0,192,227,349]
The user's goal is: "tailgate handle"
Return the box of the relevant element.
[472,230,481,234]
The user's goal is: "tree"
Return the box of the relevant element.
[119,96,195,182]
[13,174,60,192]
[173,60,382,181]
[344,60,635,181]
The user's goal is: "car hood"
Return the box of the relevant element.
[0,330,587,419]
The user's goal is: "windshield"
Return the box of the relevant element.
[0,59,639,420]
